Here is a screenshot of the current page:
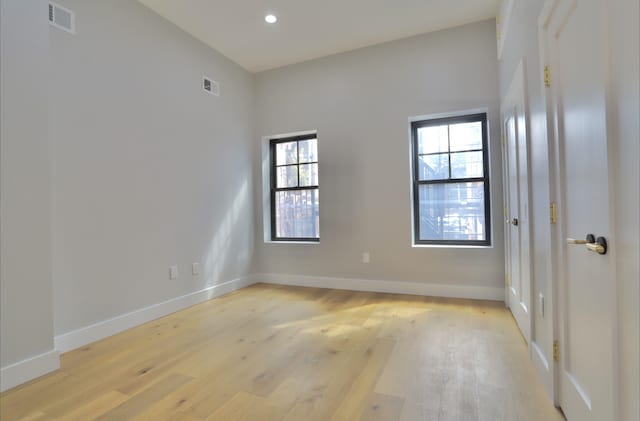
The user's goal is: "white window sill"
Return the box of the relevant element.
[412,244,493,249]
[264,240,320,245]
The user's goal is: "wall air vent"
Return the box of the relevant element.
[203,76,220,96]
[49,2,75,34]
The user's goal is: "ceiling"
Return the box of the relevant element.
[137,0,499,73]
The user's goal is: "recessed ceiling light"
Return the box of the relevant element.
[265,14,277,24]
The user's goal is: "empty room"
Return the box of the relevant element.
[1,0,638,420]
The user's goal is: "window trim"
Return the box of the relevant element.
[269,134,320,242]
[411,112,491,246]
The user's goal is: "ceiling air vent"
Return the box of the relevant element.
[49,2,75,34]
[203,76,220,96]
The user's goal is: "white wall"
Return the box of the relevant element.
[49,0,255,336]
[253,20,504,297]
[608,1,640,419]
[0,0,57,383]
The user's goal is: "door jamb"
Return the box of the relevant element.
[538,0,561,406]
[500,59,534,348]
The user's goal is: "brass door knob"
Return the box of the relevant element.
[566,234,607,255]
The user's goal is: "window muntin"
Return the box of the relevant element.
[270,135,319,241]
[412,113,491,246]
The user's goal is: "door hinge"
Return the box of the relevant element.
[505,273,510,286]
[544,65,551,87]
[553,340,560,361]
[550,202,558,224]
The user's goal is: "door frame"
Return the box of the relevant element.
[500,59,533,346]
[538,0,620,414]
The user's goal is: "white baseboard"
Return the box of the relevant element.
[54,276,254,354]
[3,274,500,393]
[531,340,556,404]
[1,349,60,392]
[3,273,501,393]
[250,273,504,301]
[532,340,550,372]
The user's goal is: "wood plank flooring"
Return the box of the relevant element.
[0,284,564,421]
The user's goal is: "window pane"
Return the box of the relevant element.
[418,182,485,241]
[451,151,484,179]
[418,154,449,180]
[276,165,298,188]
[298,138,317,163]
[418,126,449,154]
[299,163,318,187]
[275,189,320,239]
[276,141,297,165]
[449,121,482,151]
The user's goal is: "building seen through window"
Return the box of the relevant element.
[412,113,491,246]
[270,135,319,241]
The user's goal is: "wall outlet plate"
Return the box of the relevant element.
[192,262,200,276]
[203,76,219,96]
[362,252,370,264]
[169,265,178,280]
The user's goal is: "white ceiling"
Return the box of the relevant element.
[137,0,499,73]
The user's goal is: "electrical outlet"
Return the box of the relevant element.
[192,262,200,276]
[362,252,370,264]
[169,265,178,280]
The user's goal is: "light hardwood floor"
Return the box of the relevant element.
[0,284,564,421]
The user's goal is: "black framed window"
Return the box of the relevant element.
[270,134,319,241]
[411,113,491,246]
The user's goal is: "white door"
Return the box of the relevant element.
[502,61,532,343]
[540,0,616,419]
